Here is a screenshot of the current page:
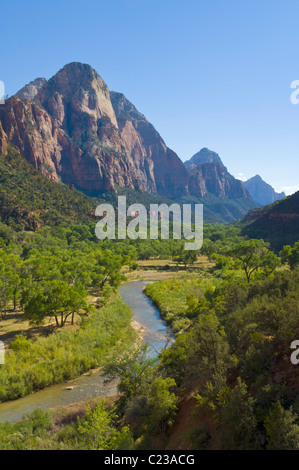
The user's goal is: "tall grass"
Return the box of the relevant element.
[0,295,135,402]
[145,276,204,332]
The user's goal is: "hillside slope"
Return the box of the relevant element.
[240,191,299,250]
[0,145,97,230]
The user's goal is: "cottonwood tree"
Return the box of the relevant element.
[173,249,198,267]
[228,239,280,283]
[280,242,299,270]
[91,250,126,293]
[24,280,91,327]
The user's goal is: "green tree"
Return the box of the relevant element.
[146,377,178,435]
[280,242,299,270]
[104,344,155,403]
[91,250,126,293]
[173,250,197,268]
[78,402,135,450]
[0,252,16,318]
[7,253,22,310]
[24,280,91,327]
[228,239,280,283]
[265,402,299,450]
[216,378,259,450]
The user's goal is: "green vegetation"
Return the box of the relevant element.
[0,295,134,401]
[227,239,280,282]
[178,192,257,224]
[0,208,138,401]
[0,403,135,450]
[144,265,299,449]
[280,241,299,269]
[78,402,135,450]
[0,147,299,450]
[145,276,204,333]
[0,146,97,230]
[104,344,179,446]
[240,190,299,251]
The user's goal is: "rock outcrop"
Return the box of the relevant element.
[0,121,8,155]
[0,63,261,214]
[15,78,47,101]
[0,97,63,179]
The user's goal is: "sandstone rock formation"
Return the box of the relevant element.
[0,63,189,197]
[0,63,259,218]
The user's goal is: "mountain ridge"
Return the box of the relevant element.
[0,62,259,222]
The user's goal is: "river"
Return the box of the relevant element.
[0,281,172,423]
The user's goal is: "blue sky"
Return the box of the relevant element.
[1,0,299,194]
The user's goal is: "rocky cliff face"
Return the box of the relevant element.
[35,63,140,193]
[185,148,252,200]
[188,161,250,199]
[0,97,63,180]
[0,62,189,197]
[111,92,189,197]
[244,175,285,206]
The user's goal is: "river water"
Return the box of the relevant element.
[0,281,172,423]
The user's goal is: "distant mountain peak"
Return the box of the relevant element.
[244,175,285,206]
[184,148,227,172]
[250,174,263,181]
[50,62,106,86]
